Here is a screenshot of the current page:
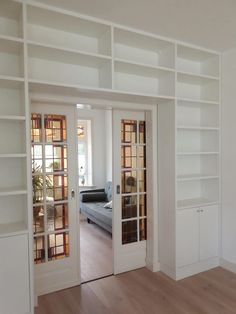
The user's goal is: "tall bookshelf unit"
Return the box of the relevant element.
[0,0,221,312]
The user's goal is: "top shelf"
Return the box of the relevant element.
[113,28,175,69]
[27,5,112,57]
[0,0,23,39]
[177,44,220,78]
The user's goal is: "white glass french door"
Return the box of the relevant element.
[31,103,80,296]
[113,110,147,274]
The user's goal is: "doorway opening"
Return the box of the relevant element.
[77,106,113,283]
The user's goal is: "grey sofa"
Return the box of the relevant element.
[80,182,112,234]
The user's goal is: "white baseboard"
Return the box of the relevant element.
[160,263,176,280]
[220,258,236,274]
[146,258,160,272]
[176,257,219,280]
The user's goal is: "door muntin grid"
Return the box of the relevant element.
[120,119,147,245]
[32,114,70,264]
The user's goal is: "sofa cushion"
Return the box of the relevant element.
[105,181,112,202]
[81,192,107,202]
[81,202,112,227]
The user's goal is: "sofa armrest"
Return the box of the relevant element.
[80,192,107,202]
[80,188,105,194]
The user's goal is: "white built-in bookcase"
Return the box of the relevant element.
[0,0,221,312]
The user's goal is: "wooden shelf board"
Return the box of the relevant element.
[177,198,218,210]
[114,57,175,73]
[29,79,175,104]
[0,222,28,238]
[0,154,27,158]
[177,126,219,131]
[27,40,112,61]
[177,70,219,81]
[0,188,27,196]
[177,174,219,182]
[177,97,219,105]
[0,115,25,121]
[177,152,219,156]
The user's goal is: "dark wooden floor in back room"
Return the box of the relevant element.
[35,267,236,314]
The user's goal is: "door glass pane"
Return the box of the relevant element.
[120,118,147,245]
[121,120,137,144]
[47,203,68,232]
[33,206,44,234]
[122,195,137,219]
[139,218,147,241]
[138,146,146,168]
[48,232,69,261]
[139,121,146,144]
[122,220,137,244]
[31,113,70,264]
[139,170,146,193]
[46,174,68,202]
[44,115,67,143]
[122,170,137,194]
[34,236,45,264]
[121,145,137,168]
[139,194,147,217]
[31,114,42,143]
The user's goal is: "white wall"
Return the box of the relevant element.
[105,110,112,182]
[78,108,107,188]
[221,48,236,270]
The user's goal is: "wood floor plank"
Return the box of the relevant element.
[35,267,236,314]
[80,214,113,282]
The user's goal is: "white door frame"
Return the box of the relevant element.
[30,93,159,284]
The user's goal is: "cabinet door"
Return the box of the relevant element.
[199,205,218,261]
[0,234,30,314]
[176,208,199,267]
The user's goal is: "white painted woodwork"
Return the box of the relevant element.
[0,234,30,314]
[32,103,80,297]
[0,1,222,310]
[177,205,219,268]
[199,205,219,260]
[0,0,23,39]
[114,28,175,69]
[176,208,199,267]
[113,110,147,274]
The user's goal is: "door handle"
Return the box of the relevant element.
[116,185,120,194]
[71,189,75,199]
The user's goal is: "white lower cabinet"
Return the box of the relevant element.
[176,205,219,268]
[0,234,30,314]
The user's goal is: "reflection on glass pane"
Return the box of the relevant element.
[44,115,67,143]
[121,145,137,169]
[77,124,85,139]
[122,220,137,244]
[31,114,42,143]
[48,232,69,261]
[138,146,146,168]
[45,145,67,172]
[139,218,147,241]
[34,236,45,264]
[46,174,68,201]
[139,170,146,193]
[33,206,44,234]
[122,170,137,194]
[139,121,146,144]
[139,194,147,217]
[122,195,137,219]
[32,175,44,203]
[121,120,137,144]
[47,203,68,232]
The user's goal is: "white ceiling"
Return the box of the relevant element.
[38,0,236,52]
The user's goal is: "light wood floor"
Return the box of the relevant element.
[80,214,113,282]
[35,267,236,314]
